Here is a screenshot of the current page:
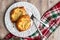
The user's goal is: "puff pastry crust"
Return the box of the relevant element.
[16,15,31,31]
[10,7,26,22]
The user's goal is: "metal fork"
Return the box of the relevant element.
[31,14,49,40]
[31,14,43,40]
[31,14,49,27]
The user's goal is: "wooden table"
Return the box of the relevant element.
[0,0,60,40]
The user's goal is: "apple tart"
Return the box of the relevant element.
[10,7,31,32]
[10,7,26,22]
[16,15,31,31]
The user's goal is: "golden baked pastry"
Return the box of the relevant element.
[16,15,31,31]
[10,7,26,22]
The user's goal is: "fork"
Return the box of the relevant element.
[31,14,43,40]
[31,14,49,27]
[31,14,49,40]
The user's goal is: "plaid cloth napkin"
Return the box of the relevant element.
[4,2,60,40]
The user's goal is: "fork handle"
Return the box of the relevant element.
[32,18,43,36]
[34,17,49,27]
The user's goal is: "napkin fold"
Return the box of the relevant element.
[4,1,60,40]
[41,1,60,38]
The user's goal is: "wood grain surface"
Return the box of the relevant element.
[0,0,60,40]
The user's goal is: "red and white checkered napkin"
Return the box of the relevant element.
[4,2,60,40]
[39,1,60,40]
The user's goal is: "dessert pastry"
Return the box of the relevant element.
[10,7,31,32]
[10,7,26,22]
[16,15,31,31]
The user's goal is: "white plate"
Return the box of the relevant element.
[5,2,40,37]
